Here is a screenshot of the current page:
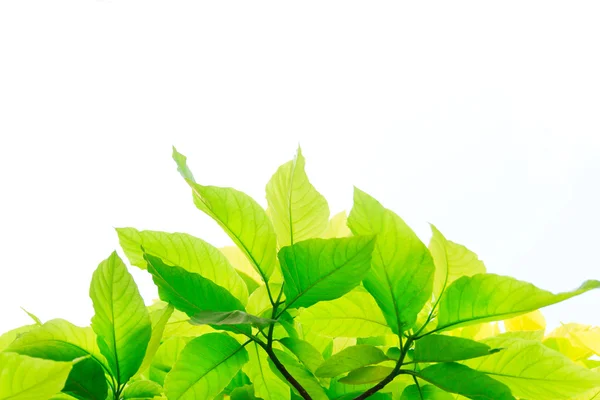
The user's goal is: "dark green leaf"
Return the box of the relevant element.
[315,345,389,378]
[338,366,394,384]
[414,335,499,363]
[400,384,454,400]
[190,310,275,327]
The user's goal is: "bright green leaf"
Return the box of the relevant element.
[173,147,277,282]
[150,337,190,386]
[435,274,600,333]
[243,343,291,400]
[190,310,275,327]
[122,380,163,399]
[61,357,108,400]
[90,252,152,384]
[0,352,72,400]
[428,224,486,302]
[0,324,38,352]
[463,336,600,400]
[144,252,250,335]
[136,304,174,377]
[230,385,260,400]
[266,146,330,246]
[315,345,389,378]
[268,349,328,400]
[117,228,249,304]
[280,337,325,374]
[164,333,249,400]
[338,366,394,384]
[322,211,352,239]
[400,384,454,400]
[417,362,514,400]
[348,188,435,333]
[279,236,376,309]
[413,334,499,363]
[296,287,392,338]
[20,307,42,325]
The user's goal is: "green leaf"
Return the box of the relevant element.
[428,224,486,302]
[279,337,325,374]
[122,380,163,400]
[400,384,454,400]
[90,251,152,384]
[348,188,435,333]
[435,274,600,333]
[314,345,389,378]
[463,336,600,400]
[243,342,291,400]
[338,366,394,384]
[144,252,250,335]
[164,333,249,400]
[190,310,275,327]
[0,352,72,400]
[135,304,174,377]
[268,349,328,400]
[7,319,109,400]
[417,362,515,400]
[230,385,260,400]
[279,236,376,309]
[0,324,38,352]
[322,211,352,239]
[172,147,277,282]
[266,146,330,246]
[413,335,499,363]
[20,307,42,325]
[296,288,392,338]
[117,228,249,304]
[150,337,190,386]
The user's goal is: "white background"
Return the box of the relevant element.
[0,1,599,334]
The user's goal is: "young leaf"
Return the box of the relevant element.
[296,288,392,338]
[0,324,37,352]
[338,366,394,384]
[400,384,454,400]
[7,319,109,400]
[348,188,435,333]
[243,342,291,400]
[122,380,163,399]
[20,307,42,325]
[435,274,600,333]
[314,345,389,378]
[416,362,515,400]
[322,211,352,239]
[189,310,275,327]
[144,252,250,335]
[90,251,152,384]
[279,337,325,374]
[268,349,329,400]
[463,336,600,400]
[117,228,249,304]
[135,303,174,377]
[164,333,249,400]
[503,310,546,333]
[413,334,499,363]
[150,337,190,386]
[279,236,376,309]
[0,353,72,400]
[266,146,330,246]
[172,147,277,282]
[428,224,486,302]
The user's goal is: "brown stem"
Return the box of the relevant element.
[263,344,312,400]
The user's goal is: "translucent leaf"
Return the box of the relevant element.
[266,146,330,246]
[504,310,546,333]
[135,304,174,377]
[428,225,486,302]
[322,211,352,239]
[414,334,499,363]
[190,310,275,327]
[89,252,152,384]
[173,147,277,282]
[220,246,263,286]
[280,337,324,374]
[400,384,454,400]
[338,366,394,384]
[122,380,163,400]
[150,337,190,386]
[296,288,392,338]
[417,362,514,400]
[243,342,291,400]
[117,228,248,304]
[435,274,600,333]
[7,319,108,400]
[165,333,249,400]
[463,336,600,399]
[279,236,376,309]
[20,307,42,325]
[348,188,435,333]
[0,325,37,352]
[0,353,72,400]
[315,345,389,378]
[144,252,249,335]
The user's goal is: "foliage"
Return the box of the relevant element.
[1,146,600,400]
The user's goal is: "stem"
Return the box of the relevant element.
[413,375,424,400]
[352,337,414,400]
[261,343,312,400]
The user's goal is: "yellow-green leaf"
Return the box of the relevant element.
[243,342,291,400]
